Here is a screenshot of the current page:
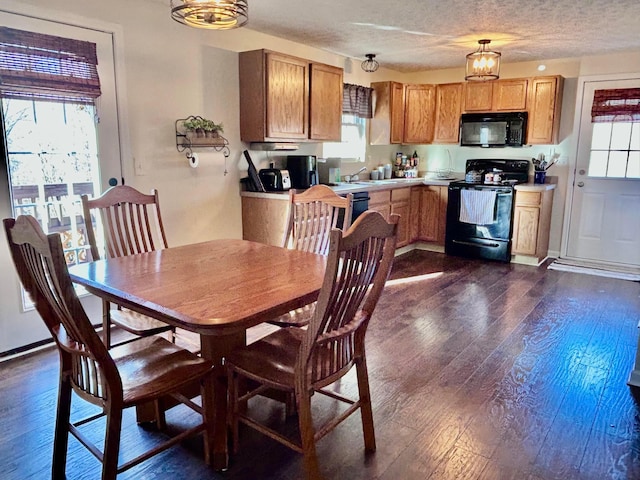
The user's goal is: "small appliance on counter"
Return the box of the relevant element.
[258,163,291,192]
[286,155,318,189]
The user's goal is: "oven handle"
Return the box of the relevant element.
[452,239,502,249]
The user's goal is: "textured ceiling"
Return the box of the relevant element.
[163,0,640,73]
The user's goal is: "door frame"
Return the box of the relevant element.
[559,72,640,262]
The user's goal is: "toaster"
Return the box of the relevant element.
[258,167,291,191]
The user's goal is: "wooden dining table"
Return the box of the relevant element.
[68,238,326,470]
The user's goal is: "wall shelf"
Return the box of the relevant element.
[175,116,230,158]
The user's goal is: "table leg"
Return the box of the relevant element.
[200,331,246,470]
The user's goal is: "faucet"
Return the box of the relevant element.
[345,166,367,182]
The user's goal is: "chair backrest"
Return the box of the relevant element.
[282,184,353,256]
[82,185,168,261]
[4,215,121,402]
[299,210,399,387]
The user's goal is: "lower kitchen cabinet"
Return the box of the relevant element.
[413,185,448,245]
[512,188,554,263]
[391,187,411,247]
[241,194,289,246]
[368,190,391,219]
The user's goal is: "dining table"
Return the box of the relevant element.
[68,238,327,470]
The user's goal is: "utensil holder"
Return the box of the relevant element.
[534,171,546,184]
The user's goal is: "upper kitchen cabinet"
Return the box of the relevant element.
[239,50,342,142]
[309,62,343,141]
[370,81,405,145]
[527,76,564,145]
[493,78,528,111]
[403,84,436,144]
[434,83,463,144]
[464,82,493,112]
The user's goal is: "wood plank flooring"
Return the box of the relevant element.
[1,250,640,479]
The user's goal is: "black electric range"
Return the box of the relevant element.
[445,159,530,262]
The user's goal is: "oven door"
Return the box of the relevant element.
[445,184,515,262]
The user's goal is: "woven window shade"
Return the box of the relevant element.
[343,83,373,119]
[0,26,101,104]
[591,88,640,123]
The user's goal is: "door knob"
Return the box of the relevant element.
[578,169,586,175]
[577,181,584,187]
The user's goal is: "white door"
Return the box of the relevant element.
[0,12,123,353]
[565,77,640,267]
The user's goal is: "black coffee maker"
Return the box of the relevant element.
[286,155,318,189]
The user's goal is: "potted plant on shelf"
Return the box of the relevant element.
[183,117,206,139]
[202,120,224,139]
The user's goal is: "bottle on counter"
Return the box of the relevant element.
[412,150,419,168]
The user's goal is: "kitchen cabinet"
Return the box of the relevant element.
[391,188,411,247]
[241,194,290,246]
[493,78,528,111]
[415,185,448,244]
[368,189,391,219]
[370,81,405,145]
[239,49,342,142]
[403,84,436,144]
[527,76,563,145]
[309,62,343,141]
[464,82,493,112]
[512,188,554,263]
[434,83,464,144]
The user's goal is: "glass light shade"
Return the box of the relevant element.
[361,54,379,73]
[465,39,501,81]
[171,0,248,30]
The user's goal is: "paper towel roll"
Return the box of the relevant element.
[188,153,199,168]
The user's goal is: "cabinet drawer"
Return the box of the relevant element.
[369,190,391,206]
[391,187,410,202]
[515,191,541,207]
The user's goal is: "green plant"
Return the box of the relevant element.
[182,117,223,133]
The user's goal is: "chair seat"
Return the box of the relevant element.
[110,308,174,337]
[267,302,315,328]
[111,336,213,405]
[226,327,305,389]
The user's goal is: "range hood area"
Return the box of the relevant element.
[250,142,300,151]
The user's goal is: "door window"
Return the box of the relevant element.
[589,122,640,178]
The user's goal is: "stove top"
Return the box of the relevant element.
[452,158,530,187]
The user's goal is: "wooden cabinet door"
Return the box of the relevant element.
[493,79,528,111]
[265,52,309,140]
[370,82,405,145]
[464,82,493,112]
[418,186,440,242]
[391,188,411,247]
[527,76,563,145]
[309,62,343,141]
[409,187,421,242]
[403,84,436,144]
[434,83,463,144]
[369,190,391,220]
[512,206,540,255]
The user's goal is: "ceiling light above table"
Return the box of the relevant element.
[170,0,249,30]
[361,54,379,73]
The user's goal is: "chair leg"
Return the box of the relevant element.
[201,375,216,466]
[355,356,376,452]
[297,388,320,479]
[52,373,72,479]
[227,368,239,454]
[102,300,111,348]
[101,404,123,480]
[154,398,167,430]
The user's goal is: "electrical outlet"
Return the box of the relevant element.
[134,156,146,176]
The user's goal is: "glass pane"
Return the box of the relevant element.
[631,123,640,150]
[610,122,632,150]
[588,150,608,177]
[627,151,640,178]
[591,123,612,150]
[607,151,628,177]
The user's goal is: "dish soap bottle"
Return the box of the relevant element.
[412,150,419,168]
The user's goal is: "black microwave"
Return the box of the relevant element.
[460,111,528,147]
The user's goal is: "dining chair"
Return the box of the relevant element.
[3,215,215,480]
[269,184,353,328]
[81,185,176,348]
[227,210,399,479]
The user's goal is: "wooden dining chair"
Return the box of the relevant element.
[3,215,215,480]
[269,184,353,328]
[227,210,399,479]
[81,185,176,348]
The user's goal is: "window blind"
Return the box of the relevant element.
[591,88,640,123]
[0,26,101,104]
[343,83,373,119]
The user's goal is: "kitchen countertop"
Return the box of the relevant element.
[240,176,461,198]
[514,183,556,191]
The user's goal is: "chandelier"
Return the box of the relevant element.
[465,39,501,81]
[170,0,249,30]
[361,54,379,73]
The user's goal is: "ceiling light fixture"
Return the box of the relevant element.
[170,0,248,30]
[361,54,379,73]
[465,39,501,81]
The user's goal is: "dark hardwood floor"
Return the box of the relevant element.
[2,249,640,479]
